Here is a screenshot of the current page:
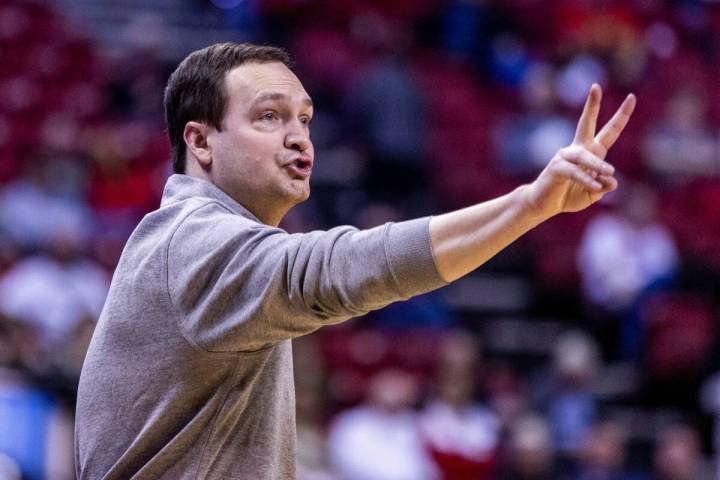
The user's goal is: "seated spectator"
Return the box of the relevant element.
[440,0,490,63]
[643,86,715,178]
[642,293,713,396]
[486,363,529,431]
[577,181,678,357]
[499,414,556,480]
[0,316,74,480]
[328,369,437,480]
[419,331,500,479]
[497,62,575,175]
[0,224,109,348]
[45,315,96,398]
[343,20,428,202]
[538,331,600,473]
[0,157,92,252]
[573,419,629,480]
[0,229,18,277]
[700,372,720,480]
[653,423,712,480]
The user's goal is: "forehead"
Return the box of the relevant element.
[224,61,310,108]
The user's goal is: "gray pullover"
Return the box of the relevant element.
[75,174,446,479]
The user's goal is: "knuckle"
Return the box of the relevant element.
[549,161,564,175]
[564,145,581,157]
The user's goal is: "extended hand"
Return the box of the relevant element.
[524,84,636,218]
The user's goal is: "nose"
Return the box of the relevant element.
[284,120,310,152]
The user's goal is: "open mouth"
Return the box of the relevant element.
[284,158,312,179]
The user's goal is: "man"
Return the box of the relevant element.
[75,42,635,479]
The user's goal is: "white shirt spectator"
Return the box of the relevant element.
[0,179,91,251]
[328,406,437,480]
[419,400,500,461]
[0,255,108,346]
[577,213,678,310]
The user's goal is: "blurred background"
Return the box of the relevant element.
[0,0,719,478]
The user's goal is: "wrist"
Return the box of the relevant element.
[515,183,558,223]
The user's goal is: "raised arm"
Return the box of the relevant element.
[430,84,636,282]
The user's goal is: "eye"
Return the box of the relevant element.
[300,115,312,126]
[261,111,279,121]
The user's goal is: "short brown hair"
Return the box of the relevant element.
[164,42,292,174]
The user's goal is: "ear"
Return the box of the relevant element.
[183,121,213,168]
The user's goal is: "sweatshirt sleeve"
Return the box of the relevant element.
[166,202,447,352]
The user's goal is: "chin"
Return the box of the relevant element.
[288,182,311,203]
[294,189,311,204]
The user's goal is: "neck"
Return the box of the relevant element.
[220,182,291,227]
[247,202,287,227]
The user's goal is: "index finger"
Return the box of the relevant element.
[574,83,602,145]
[595,93,637,151]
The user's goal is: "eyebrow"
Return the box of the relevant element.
[251,92,313,108]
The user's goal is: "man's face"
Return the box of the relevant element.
[207,61,314,223]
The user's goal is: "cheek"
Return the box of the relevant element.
[215,132,252,166]
[214,128,285,176]
[239,129,279,155]
[210,134,233,166]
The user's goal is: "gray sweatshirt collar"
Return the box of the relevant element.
[160,174,263,224]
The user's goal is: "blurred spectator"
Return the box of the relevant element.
[45,316,96,396]
[86,122,166,267]
[496,62,575,175]
[0,226,109,348]
[486,362,529,431]
[643,86,715,179]
[499,414,556,480]
[0,156,92,252]
[700,372,720,480]
[86,122,163,215]
[3,0,720,477]
[440,0,490,63]
[328,369,437,480]
[536,331,600,473]
[578,181,677,311]
[488,32,531,87]
[294,335,338,480]
[641,293,714,398]
[573,419,629,480]
[344,17,428,202]
[554,54,608,109]
[577,181,678,357]
[653,423,712,480]
[0,230,18,276]
[105,46,168,120]
[0,316,74,480]
[419,331,500,479]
